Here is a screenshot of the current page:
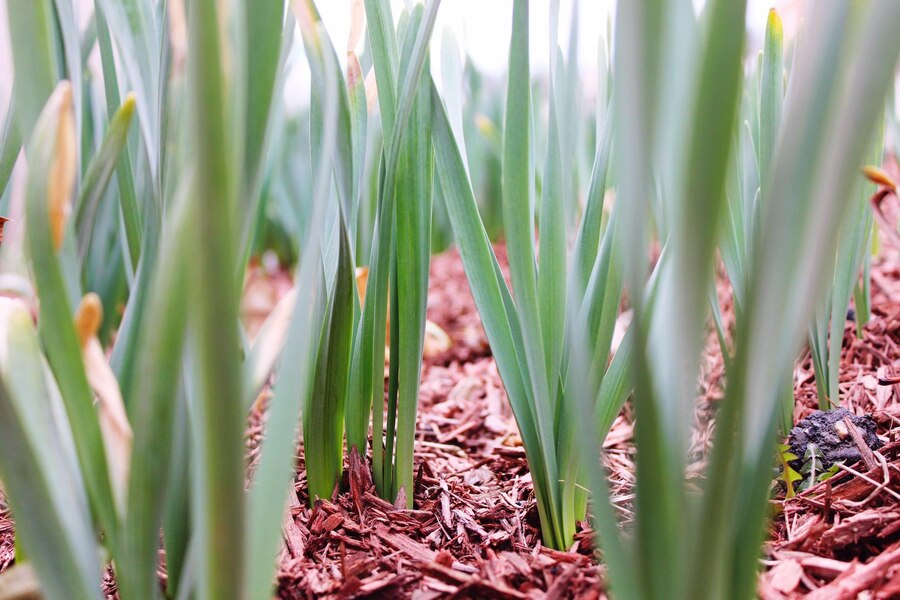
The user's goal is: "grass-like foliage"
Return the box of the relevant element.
[579,1,900,598]
[431,1,628,550]
[0,0,439,596]
[0,0,899,599]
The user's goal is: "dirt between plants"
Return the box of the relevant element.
[1,240,899,599]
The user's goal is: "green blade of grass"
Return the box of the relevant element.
[607,0,668,593]
[431,82,560,549]
[347,51,368,244]
[720,121,753,315]
[79,13,97,66]
[296,0,358,223]
[162,396,192,598]
[758,8,783,200]
[538,48,567,403]
[570,101,613,302]
[350,0,440,497]
[243,0,285,195]
[824,127,883,402]
[644,0,747,591]
[852,224,874,336]
[558,208,623,541]
[606,0,748,594]
[440,30,469,173]
[758,9,796,431]
[362,0,400,142]
[694,3,900,598]
[108,193,161,407]
[651,0,747,459]
[566,262,642,600]
[50,0,83,171]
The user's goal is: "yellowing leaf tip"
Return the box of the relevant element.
[767,8,783,39]
[75,292,103,347]
[122,92,137,114]
[355,266,369,303]
[48,81,76,251]
[861,165,897,190]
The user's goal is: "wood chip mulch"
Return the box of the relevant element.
[0,499,13,573]
[0,235,898,599]
[249,247,607,599]
[760,254,900,600]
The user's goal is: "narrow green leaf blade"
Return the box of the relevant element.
[75,94,136,260]
[184,1,245,596]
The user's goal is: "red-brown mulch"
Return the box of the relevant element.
[0,499,13,573]
[760,255,900,600]
[245,247,606,599]
[1,232,898,598]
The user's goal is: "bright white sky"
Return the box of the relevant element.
[283,0,802,112]
[0,0,804,116]
[316,0,797,73]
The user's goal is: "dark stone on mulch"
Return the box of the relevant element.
[788,408,882,470]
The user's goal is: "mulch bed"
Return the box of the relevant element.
[1,238,898,598]
[759,255,900,600]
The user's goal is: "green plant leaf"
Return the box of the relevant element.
[0,99,22,199]
[184,0,245,595]
[305,217,355,503]
[117,187,191,600]
[6,0,59,140]
[75,94,136,261]
[94,4,142,272]
[24,83,119,549]
[244,24,343,596]
[0,300,102,600]
[93,0,161,173]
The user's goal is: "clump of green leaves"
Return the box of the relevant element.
[568,1,900,598]
[775,442,840,498]
[0,0,441,598]
[430,0,627,549]
[798,443,840,492]
[719,7,882,430]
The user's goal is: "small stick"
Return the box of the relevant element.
[842,416,878,472]
[281,489,305,558]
